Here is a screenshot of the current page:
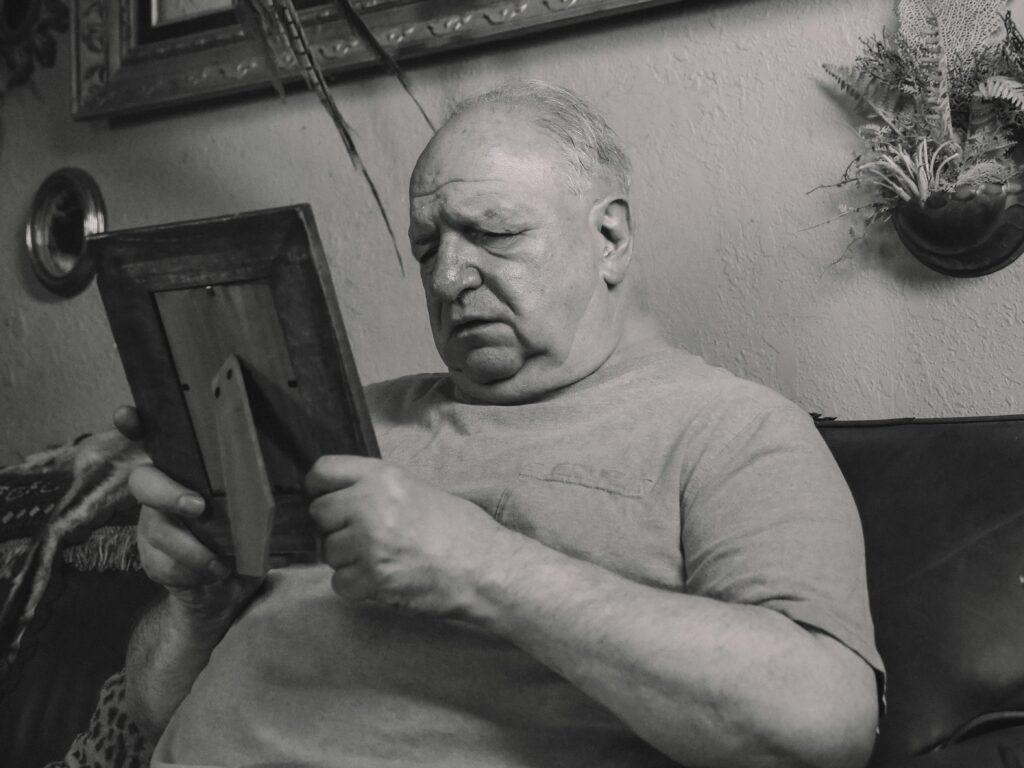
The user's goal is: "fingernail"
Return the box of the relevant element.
[178,494,205,515]
[208,560,230,579]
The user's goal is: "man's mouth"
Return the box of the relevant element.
[449,316,500,335]
[455,319,493,331]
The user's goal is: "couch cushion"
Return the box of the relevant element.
[818,416,1024,765]
[872,723,1024,768]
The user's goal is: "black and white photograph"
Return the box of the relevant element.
[1,0,1023,766]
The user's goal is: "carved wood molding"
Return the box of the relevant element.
[71,0,675,119]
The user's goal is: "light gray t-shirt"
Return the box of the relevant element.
[154,341,883,767]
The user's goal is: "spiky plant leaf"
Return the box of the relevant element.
[822,63,909,136]
[974,73,1024,110]
[917,9,960,146]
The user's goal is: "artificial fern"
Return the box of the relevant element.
[853,30,929,95]
[974,74,1024,111]
[822,64,909,136]
[917,11,959,147]
[962,120,1015,164]
[825,0,1024,216]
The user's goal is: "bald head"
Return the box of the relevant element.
[442,80,631,197]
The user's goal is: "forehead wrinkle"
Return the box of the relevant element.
[411,181,538,226]
[410,175,480,200]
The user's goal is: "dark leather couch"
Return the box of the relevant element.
[819,415,1024,767]
[2,415,1024,767]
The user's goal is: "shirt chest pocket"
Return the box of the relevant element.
[494,462,682,588]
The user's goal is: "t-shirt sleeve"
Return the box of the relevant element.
[681,403,885,679]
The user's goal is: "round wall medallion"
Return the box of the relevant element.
[25,168,106,297]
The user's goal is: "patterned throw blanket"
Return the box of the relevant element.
[0,430,148,687]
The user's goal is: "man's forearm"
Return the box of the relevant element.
[466,529,878,768]
[124,595,238,744]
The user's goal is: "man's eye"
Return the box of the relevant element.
[414,247,437,264]
[470,228,522,246]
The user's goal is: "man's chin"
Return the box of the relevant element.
[443,348,526,402]
[452,350,523,385]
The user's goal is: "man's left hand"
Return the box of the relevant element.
[306,456,509,615]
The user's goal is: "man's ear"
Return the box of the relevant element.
[593,197,632,287]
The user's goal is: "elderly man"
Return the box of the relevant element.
[124,81,883,768]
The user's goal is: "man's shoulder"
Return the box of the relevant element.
[365,372,447,396]
[624,343,803,422]
[364,372,449,419]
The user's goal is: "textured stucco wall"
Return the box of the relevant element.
[1,0,1022,459]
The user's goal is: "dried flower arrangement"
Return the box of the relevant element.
[824,0,1024,274]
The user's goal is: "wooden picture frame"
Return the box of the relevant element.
[71,0,676,120]
[91,204,379,573]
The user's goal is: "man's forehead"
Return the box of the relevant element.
[409,180,536,224]
[413,144,556,188]
[412,107,569,190]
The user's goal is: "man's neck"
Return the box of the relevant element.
[543,312,666,400]
[454,311,666,405]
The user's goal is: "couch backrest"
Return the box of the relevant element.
[818,416,1024,765]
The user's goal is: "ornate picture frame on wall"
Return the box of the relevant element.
[71,0,673,120]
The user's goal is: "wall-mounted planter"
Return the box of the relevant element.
[893,181,1024,277]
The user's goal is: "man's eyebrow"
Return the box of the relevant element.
[409,186,536,230]
[457,201,532,226]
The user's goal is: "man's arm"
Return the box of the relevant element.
[124,462,261,743]
[125,592,238,742]
[469,528,878,768]
[307,457,879,768]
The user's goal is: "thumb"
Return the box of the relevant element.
[305,455,383,497]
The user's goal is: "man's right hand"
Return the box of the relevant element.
[117,406,261,620]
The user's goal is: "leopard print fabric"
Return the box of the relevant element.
[44,670,153,768]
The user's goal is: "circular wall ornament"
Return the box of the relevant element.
[25,168,107,297]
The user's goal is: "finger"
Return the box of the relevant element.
[330,564,377,602]
[138,536,223,587]
[139,506,228,578]
[305,455,383,497]
[308,490,355,532]
[113,405,143,441]
[322,527,362,570]
[129,465,205,518]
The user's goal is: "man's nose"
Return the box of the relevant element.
[428,236,483,302]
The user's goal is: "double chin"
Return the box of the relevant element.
[450,345,526,386]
